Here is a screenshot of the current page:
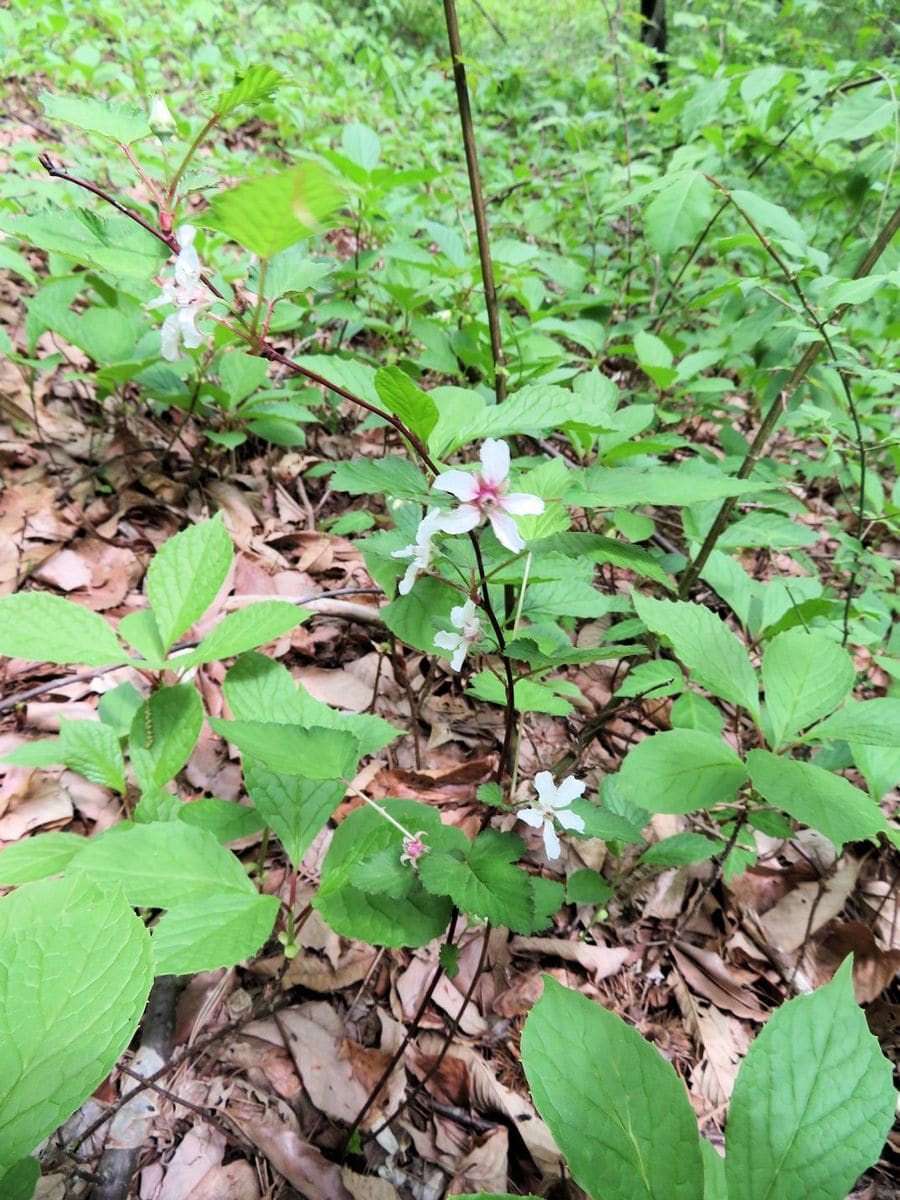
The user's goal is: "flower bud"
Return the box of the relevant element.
[149,95,176,139]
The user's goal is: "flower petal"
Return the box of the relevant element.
[532,771,557,809]
[159,313,182,361]
[432,470,478,501]
[479,438,510,486]
[488,511,525,552]
[542,820,561,860]
[516,807,544,830]
[436,505,481,535]
[555,807,586,834]
[503,491,545,515]
[398,561,419,595]
[434,630,461,654]
[450,643,468,671]
[553,775,587,807]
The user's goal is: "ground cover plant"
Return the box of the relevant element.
[0,0,897,1197]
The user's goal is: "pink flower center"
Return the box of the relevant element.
[403,835,425,861]
[473,475,506,512]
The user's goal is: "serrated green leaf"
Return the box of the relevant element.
[522,977,704,1200]
[0,875,152,1170]
[243,764,344,867]
[216,64,283,116]
[351,848,417,900]
[802,699,900,748]
[670,691,725,737]
[59,717,126,793]
[39,89,149,143]
[818,85,894,146]
[420,830,537,931]
[0,739,64,768]
[644,171,715,261]
[761,628,855,750]
[466,671,575,716]
[146,515,233,652]
[177,798,265,843]
[641,833,721,867]
[374,366,439,441]
[118,609,166,665]
[0,211,168,280]
[178,601,308,666]
[633,593,759,717]
[209,717,358,779]
[618,730,747,814]
[0,593,128,666]
[152,892,280,975]
[98,682,144,735]
[330,455,429,500]
[575,464,759,507]
[725,958,895,1200]
[129,685,203,791]
[540,533,673,589]
[315,799,453,947]
[730,189,807,251]
[746,749,890,851]
[0,833,86,885]
[203,165,344,258]
[68,822,254,907]
[566,868,614,905]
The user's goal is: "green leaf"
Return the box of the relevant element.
[802,699,900,748]
[419,830,538,932]
[0,593,128,666]
[315,799,453,948]
[641,833,721,867]
[203,165,344,258]
[129,685,203,791]
[725,958,895,1200]
[209,718,359,779]
[466,672,575,716]
[818,85,894,146]
[566,869,614,905]
[522,977,704,1200]
[0,875,152,1170]
[218,350,269,403]
[540,533,672,589]
[243,764,345,868]
[152,892,280,975]
[216,65,283,116]
[575,464,759,507]
[761,628,855,749]
[68,822,254,907]
[633,330,677,387]
[146,515,233,652]
[617,730,747,815]
[614,659,684,700]
[0,210,168,280]
[59,717,126,793]
[98,682,144,735]
[374,366,439,442]
[746,750,890,851]
[0,1157,39,1200]
[341,121,381,171]
[670,692,724,737]
[118,609,166,665]
[177,798,265,843]
[0,833,86,885]
[644,171,715,261]
[0,739,64,768]
[330,456,429,500]
[39,90,149,143]
[633,593,759,718]
[381,577,461,655]
[178,601,308,666]
[730,189,807,251]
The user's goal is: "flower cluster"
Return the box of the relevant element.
[147,225,211,362]
[395,438,544,671]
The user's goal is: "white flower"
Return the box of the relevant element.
[148,95,176,138]
[147,225,210,361]
[516,771,587,860]
[432,438,544,553]
[391,508,444,596]
[434,597,483,670]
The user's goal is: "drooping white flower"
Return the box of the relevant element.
[148,95,176,138]
[434,597,483,671]
[432,438,544,553]
[516,771,586,860]
[391,508,444,596]
[147,225,210,361]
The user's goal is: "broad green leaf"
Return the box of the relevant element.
[330,456,429,500]
[761,628,854,749]
[243,763,345,867]
[59,717,125,793]
[701,1141,727,1200]
[818,85,894,146]
[0,833,85,885]
[633,330,677,387]
[315,799,453,947]
[725,958,895,1200]
[522,977,704,1200]
[0,211,168,280]
[574,464,759,507]
[39,90,149,143]
[341,121,381,171]
[177,798,265,843]
[467,671,575,716]
[218,350,269,404]
[129,685,203,791]
[98,682,144,735]
[746,750,890,851]
[566,869,614,905]
[118,609,166,665]
[617,730,747,814]
[0,875,152,1170]
[641,833,721,867]
[178,601,308,666]
[381,577,461,655]
[670,692,725,737]
[0,593,127,666]
[0,1157,39,1200]
[208,718,358,779]
[730,189,807,251]
[374,366,439,442]
[146,515,233,652]
[614,659,684,699]
[633,594,759,718]
[69,822,254,907]
[644,171,715,261]
[223,653,396,759]
[802,699,900,748]
[151,892,280,975]
[851,742,900,801]
[419,830,537,932]
[540,533,673,589]
[216,64,283,116]
[0,739,64,768]
[203,165,344,258]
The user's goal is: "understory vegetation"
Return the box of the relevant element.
[0,1,897,1198]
